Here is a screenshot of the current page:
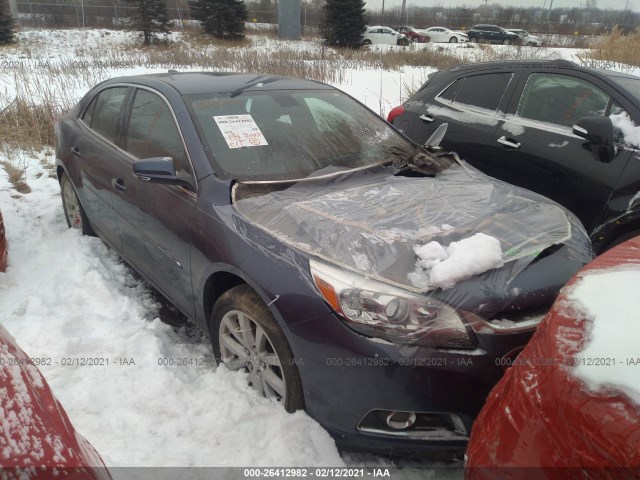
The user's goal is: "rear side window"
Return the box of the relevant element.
[88,87,128,143]
[516,73,610,127]
[437,73,513,111]
[439,79,461,102]
[125,89,191,176]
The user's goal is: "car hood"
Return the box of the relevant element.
[231,163,576,292]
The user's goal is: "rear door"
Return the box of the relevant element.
[115,87,198,317]
[367,28,383,44]
[429,28,445,42]
[484,69,634,233]
[408,70,520,169]
[381,28,398,44]
[73,86,131,248]
[485,26,499,42]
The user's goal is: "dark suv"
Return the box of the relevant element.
[467,24,520,44]
[389,60,640,253]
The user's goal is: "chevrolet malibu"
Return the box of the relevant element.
[55,73,592,457]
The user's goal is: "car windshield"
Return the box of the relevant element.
[184,89,438,182]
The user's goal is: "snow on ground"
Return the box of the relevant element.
[0,154,465,475]
[569,267,640,405]
[0,28,600,119]
[0,153,462,478]
[0,151,347,470]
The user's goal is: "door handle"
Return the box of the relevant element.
[112,178,127,192]
[70,146,80,156]
[420,114,434,123]
[497,136,522,149]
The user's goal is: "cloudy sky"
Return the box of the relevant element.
[364,0,638,13]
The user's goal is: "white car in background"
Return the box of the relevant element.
[363,26,409,46]
[421,26,468,43]
[507,29,542,46]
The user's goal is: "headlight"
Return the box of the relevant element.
[309,260,476,349]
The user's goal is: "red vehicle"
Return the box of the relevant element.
[393,26,430,43]
[0,323,111,479]
[0,208,7,272]
[466,236,640,480]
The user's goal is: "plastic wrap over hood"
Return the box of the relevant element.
[232,163,577,292]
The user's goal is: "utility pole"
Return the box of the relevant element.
[401,0,407,24]
[8,0,19,23]
[278,0,300,40]
[382,0,385,15]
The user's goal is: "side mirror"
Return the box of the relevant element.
[133,157,193,189]
[572,116,613,147]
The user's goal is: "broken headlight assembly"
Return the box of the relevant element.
[309,260,476,349]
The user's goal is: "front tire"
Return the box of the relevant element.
[503,38,512,45]
[449,37,458,43]
[60,172,95,236]
[209,284,304,413]
[470,37,478,43]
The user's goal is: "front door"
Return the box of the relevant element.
[114,87,197,317]
[485,71,634,233]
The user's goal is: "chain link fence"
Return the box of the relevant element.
[11,2,640,35]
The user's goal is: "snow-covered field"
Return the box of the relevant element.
[0,27,638,476]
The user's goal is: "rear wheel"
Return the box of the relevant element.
[209,284,304,413]
[362,39,372,46]
[470,37,478,43]
[60,172,95,236]
[449,37,458,43]
[503,38,512,45]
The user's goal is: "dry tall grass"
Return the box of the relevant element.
[579,27,640,69]
[5,29,558,163]
[0,34,462,158]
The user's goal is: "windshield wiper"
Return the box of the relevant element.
[230,76,279,98]
[391,146,453,177]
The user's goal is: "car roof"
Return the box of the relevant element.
[368,25,396,30]
[98,72,332,96]
[446,59,576,73]
[440,60,640,103]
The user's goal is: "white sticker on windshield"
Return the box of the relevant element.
[214,114,269,149]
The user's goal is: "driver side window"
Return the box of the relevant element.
[124,89,192,177]
[517,73,610,128]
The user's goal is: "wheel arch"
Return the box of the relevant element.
[201,269,246,328]
[56,164,66,182]
[592,211,640,253]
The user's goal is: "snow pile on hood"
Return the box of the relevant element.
[611,112,640,148]
[411,233,504,289]
[569,267,640,404]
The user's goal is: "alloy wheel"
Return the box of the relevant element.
[219,309,287,403]
[62,177,83,229]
